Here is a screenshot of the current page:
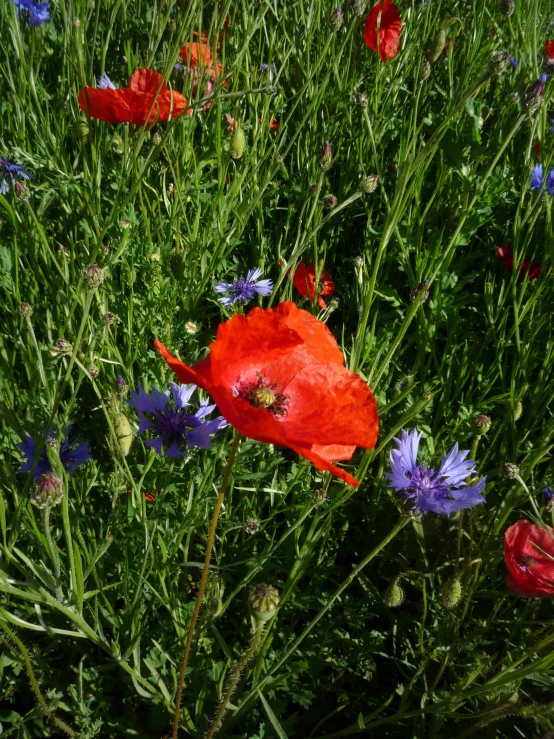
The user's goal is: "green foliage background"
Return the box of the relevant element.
[1,0,554,736]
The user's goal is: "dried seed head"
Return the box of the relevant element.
[248,583,280,621]
[19,302,33,318]
[488,50,511,76]
[323,193,337,209]
[359,174,379,194]
[245,517,260,534]
[328,7,344,31]
[83,264,104,290]
[102,311,116,327]
[185,321,197,334]
[33,473,64,509]
[86,362,100,378]
[441,578,463,608]
[504,462,520,479]
[50,338,73,357]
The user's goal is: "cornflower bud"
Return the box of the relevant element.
[522,74,548,113]
[308,183,319,196]
[323,193,337,209]
[116,375,127,393]
[504,462,519,479]
[488,50,511,76]
[473,414,492,434]
[15,182,30,202]
[544,488,553,511]
[83,264,104,290]
[33,473,64,509]
[50,338,73,356]
[354,92,368,109]
[359,174,379,194]
[441,578,463,608]
[248,583,280,621]
[419,60,431,82]
[329,7,343,31]
[383,579,404,608]
[229,126,246,159]
[312,488,327,504]
[349,0,366,16]
[502,0,515,16]
[410,280,430,303]
[102,311,115,327]
[152,131,162,146]
[317,140,333,172]
[19,302,33,318]
[245,517,260,534]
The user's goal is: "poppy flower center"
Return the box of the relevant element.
[234,374,288,417]
[519,555,535,568]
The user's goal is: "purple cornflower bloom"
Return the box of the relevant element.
[174,63,184,73]
[214,268,274,307]
[18,427,91,479]
[0,158,30,195]
[260,63,277,83]
[544,487,553,510]
[13,0,50,26]
[97,73,116,90]
[530,164,543,192]
[385,429,486,516]
[547,168,554,196]
[510,56,518,68]
[128,382,227,457]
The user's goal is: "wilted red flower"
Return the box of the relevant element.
[496,246,542,280]
[154,302,378,487]
[545,40,554,59]
[292,263,335,309]
[78,69,190,126]
[504,519,554,598]
[364,0,402,62]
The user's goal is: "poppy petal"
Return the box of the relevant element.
[364,0,402,62]
[129,68,167,94]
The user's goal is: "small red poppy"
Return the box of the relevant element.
[364,0,402,62]
[504,520,554,598]
[496,246,542,280]
[125,488,156,503]
[78,69,190,126]
[154,302,379,487]
[545,40,554,59]
[180,42,223,78]
[292,263,335,309]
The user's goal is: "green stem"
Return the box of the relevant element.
[0,616,75,737]
[42,507,63,601]
[172,433,242,739]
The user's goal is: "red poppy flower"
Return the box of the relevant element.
[364,0,402,62]
[292,263,335,309]
[78,69,190,126]
[258,116,279,132]
[154,302,378,487]
[546,40,554,59]
[125,488,156,503]
[180,42,223,78]
[504,520,554,598]
[496,246,542,280]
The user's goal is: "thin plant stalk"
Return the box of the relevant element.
[172,432,242,739]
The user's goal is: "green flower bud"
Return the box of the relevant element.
[77,120,89,143]
[419,61,431,82]
[488,50,510,76]
[504,462,519,479]
[229,126,246,159]
[383,580,404,608]
[33,473,64,509]
[83,264,104,290]
[115,413,133,456]
[428,28,447,63]
[441,578,462,608]
[359,174,379,194]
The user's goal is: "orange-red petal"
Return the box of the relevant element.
[364,0,402,62]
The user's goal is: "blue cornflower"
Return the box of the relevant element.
[18,427,91,479]
[97,73,116,90]
[0,157,30,195]
[13,0,50,26]
[530,163,544,192]
[385,429,486,516]
[510,56,518,68]
[174,63,184,73]
[544,487,553,510]
[260,63,277,83]
[128,382,227,457]
[214,268,274,307]
[547,168,554,196]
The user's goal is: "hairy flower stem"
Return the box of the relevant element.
[42,507,63,601]
[205,621,266,739]
[172,433,242,739]
[0,616,75,737]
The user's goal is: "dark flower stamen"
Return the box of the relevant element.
[234,374,288,417]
